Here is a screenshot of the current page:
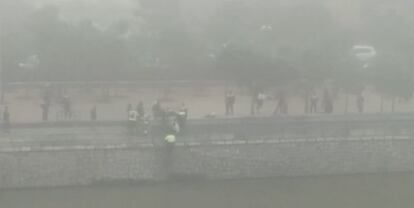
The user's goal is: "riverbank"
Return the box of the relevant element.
[0,133,413,189]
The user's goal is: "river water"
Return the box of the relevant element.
[1,173,413,208]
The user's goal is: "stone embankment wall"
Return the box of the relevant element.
[0,137,413,189]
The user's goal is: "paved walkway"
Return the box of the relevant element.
[3,86,414,124]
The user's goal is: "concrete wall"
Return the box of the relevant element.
[1,137,413,189]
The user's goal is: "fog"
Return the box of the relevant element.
[1,0,413,82]
[1,0,414,207]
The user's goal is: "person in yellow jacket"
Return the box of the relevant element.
[163,134,176,178]
[165,134,176,144]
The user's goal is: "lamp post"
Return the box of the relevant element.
[259,24,273,55]
[19,55,40,98]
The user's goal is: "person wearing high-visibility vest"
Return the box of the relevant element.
[165,134,176,144]
[164,134,176,158]
[163,134,176,178]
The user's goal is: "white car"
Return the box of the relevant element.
[352,45,377,62]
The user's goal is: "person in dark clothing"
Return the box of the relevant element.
[152,100,162,119]
[310,91,318,114]
[256,93,265,115]
[225,90,236,116]
[3,106,10,133]
[43,83,52,108]
[225,91,231,116]
[126,103,132,118]
[41,103,49,121]
[229,92,235,115]
[137,101,145,118]
[90,106,97,121]
[250,88,259,116]
[62,96,72,120]
[322,89,333,114]
[357,94,364,114]
[274,91,288,115]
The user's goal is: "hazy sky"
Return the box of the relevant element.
[25,0,372,30]
[30,0,137,26]
[30,0,222,24]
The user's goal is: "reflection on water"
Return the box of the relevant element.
[1,173,414,208]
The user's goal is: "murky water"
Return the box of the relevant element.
[1,173,413,208]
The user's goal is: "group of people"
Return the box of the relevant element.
[40,88,73,122]
[0,86,368,134]
[126,100,188,137]
[224,89,366,116]
[225,89,292,116]
[307,89,364,114]
[126,101,148,135]
[1,89,77,133]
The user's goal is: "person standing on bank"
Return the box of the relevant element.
[225,91,231,116]
[41,102,49,121]
[128,109,138,135]
[357,94,365,114]
[137,101,145,118]
[152,100,162,119]
[164,133,176,178]
[274,91,288,115]
[310,91,318,114]
[225,90,236,116]
[177,103,188,134]
[230,91,236,115]
[256,92,265,115]
[126,103,132,118]
[90,106,97,121]
[3,106,10,133]
[322,89,333,114]
[62,95,72,120]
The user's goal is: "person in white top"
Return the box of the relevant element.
[128,110,138,121]
[256,93,266,114]
[128,110,138,134]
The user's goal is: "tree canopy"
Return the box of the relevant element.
[1,0,414,103]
